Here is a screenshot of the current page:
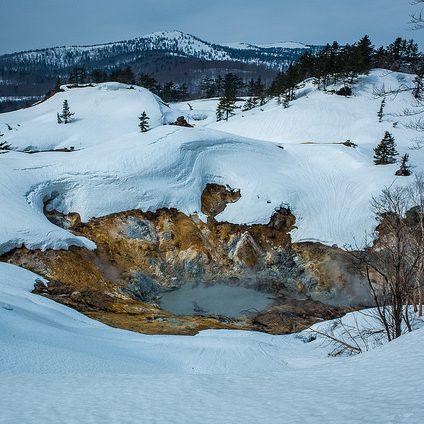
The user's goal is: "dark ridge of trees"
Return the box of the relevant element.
[268,36,422,99]
[1,35,423,113]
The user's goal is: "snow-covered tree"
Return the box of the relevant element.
[377,98,385,122]
[242,97,257,111]
[374,131,398,165]
[413,67,424,100]
[138,111,150,132]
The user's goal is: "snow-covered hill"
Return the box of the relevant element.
[0,83,173,150]
[1,70,423,254]
[1,68,424,423]
[0,262,423,423]
[0,30,316,71]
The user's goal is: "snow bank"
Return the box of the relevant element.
[1,70,424,254]
[1,262,423,423]
[0,82,170,150]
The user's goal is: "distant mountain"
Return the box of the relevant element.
[0,30,320,111]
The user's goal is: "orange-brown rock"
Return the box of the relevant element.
[1,184,364,335]
[201,183,241,219]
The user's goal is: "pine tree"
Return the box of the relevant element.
[57,112,63,124]
[138,111,149,132]
[216,104,224,121]
[54,78,62,93]
[253,77,266,106]
[377,98,386,122]
[139,73,161,95]
[374,131,398,165]
[216,73,242,121]
[353,35,374,75]
[60,100,74,124]
[413,67,424,100]
[242,97,257,111]
[216,96,236,121]
[395,153,411,176]
[201,77,216,98]
[282,91,290,108]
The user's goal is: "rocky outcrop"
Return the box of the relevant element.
[1,183,365,335]
[201,183,241,219]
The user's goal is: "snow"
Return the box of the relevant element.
[1,71,424,255]
[0,83,170,150]
[1,262,423,423]
[2,70,424,422]
[222,41,310,50]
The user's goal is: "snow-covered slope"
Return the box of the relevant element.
[1,70,424,254]
[1,262,423,423]
[0,83,172,150]
[209,70,416,145]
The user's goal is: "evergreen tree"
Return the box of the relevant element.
[68,68,78,85]
[161,82,177,102]
[216,73,242,121]
[60,100,74,124]
[110,66,135,85]
[282,91,290,108]
[91,69,109,83]
[215,75,225,96]
[54,78,62,92]
[353,35,374,75]
[253,77,266,106]
[374,131,398,165]
[242,97,258,111]
[377,98,386,122]
[216,96,236,121]
[178,83,189,101]
[216,104,224,122]
[57,112,63,124]
[138,111,149,132]
[413,66,424,100]
[395,153,411,176]
[139,73,160,95]
[201,77,216,98]
[69,67,86,85]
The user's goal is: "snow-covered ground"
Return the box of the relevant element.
[0,262,423,423]
[1,70,424,423]
[1,70,423,253]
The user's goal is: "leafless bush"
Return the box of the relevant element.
[347,177,424,341]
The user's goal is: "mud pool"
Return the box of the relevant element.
[159,283,274,317]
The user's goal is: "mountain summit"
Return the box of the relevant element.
[0,31,318,111]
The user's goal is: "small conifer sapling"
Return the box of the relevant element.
[395,153,411,176]
[60,100,74,124]
[138,111,150,132]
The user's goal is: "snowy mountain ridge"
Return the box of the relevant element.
[0,30,318,71]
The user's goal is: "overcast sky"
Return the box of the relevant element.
[0,0,423,54]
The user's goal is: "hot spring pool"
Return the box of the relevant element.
[159,282,274,317]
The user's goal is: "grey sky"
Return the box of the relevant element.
[0,0,423,54]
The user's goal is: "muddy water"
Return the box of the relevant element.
[159,283,274,317]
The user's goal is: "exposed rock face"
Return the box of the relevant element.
[1,183,366,335]
[172,116,194,128]
[201,183,241,219]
